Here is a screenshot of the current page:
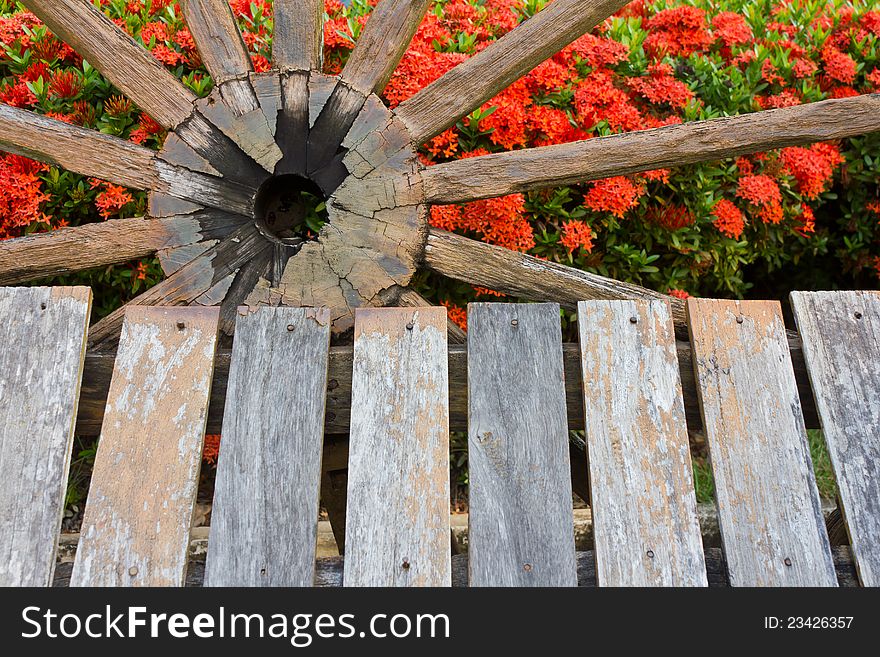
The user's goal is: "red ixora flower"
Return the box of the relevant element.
[644,6,712,58]
[712,12,752,47]
[49,70,82,99]
[667,289,691,299]
[583,176,644,218]
[736,174,784,224]
[560,220,594,253]
[712,198,745,239]
[779,142,844,200]
[95,184,134,219]
[822,47,857,85]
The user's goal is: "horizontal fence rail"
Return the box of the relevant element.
[75,339,820,436]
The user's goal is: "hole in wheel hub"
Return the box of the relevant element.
[253,174,328,248]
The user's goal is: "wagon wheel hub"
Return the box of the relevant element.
[150,71,427,335]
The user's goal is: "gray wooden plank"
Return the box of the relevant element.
[467,302,576,586]
[205,307,331,586]
[0,286,91,586]
[688,299,836,587]
[70,307,220,586]
[790,290,880,586]
[578,300,706,586]
[345,307,450,586]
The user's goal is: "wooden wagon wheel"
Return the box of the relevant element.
[1,0,879,347]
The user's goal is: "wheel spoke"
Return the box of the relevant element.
[341,0,433,96]
[87,224,271,349]
[0,217,172,285]
[0,105,159,189]
[395,0,627,144]
[273,0,324,71]
[307,0,432,174]
[423,228,687,332]
[22,0,195,128]
[422,94,880,203]
[179,0,253,85]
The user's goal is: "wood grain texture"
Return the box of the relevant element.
[0,287,91,586]
[790,291,880,586]
[205,307,330,586]
[180,0,252,84]
[71,307,219,586]
[341,0,432,95]
[75,340,823,437]
[0,105,159,189]
[276,71,310,174]
[345,307,450,586]
[197,81,283,173]
[578,300,706,587]
[0,216,205,285]
[422,94,880,203]
[424,228,687,331]
[467,303,576,586]
[273,0,324,71]
[395,0,628,143]
[688,299,836,587]
[21,0,195,128]
[172,110,268,187]
[87,225,271,349]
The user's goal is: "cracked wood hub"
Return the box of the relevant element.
[1,0,878,348]
[153,70,427,336]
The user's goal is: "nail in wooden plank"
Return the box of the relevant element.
[205,307,331,586]
[688,299,836,586]
[345,307,450,586]
[579,300,706,586]
[790,290,880,586]
[467,302,576,586]
[71,307,220,586]
[0,287,91,586]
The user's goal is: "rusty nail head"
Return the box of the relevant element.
[176,321,186,330]
[287,324,295,331]
[784,557,792,567]
[40,302,47,310]
[511,318,518,327]
[736,315,744,324]
[523,563,532,572]
[402,559,410,570]
[129,566,138,576]
[647,550,655,559]
[406,321,414,330]
[855,311,863,320]
[629,316,638,324]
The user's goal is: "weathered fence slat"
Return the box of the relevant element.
[578,300,706,586]
[467,303,576,586]
[344,307,450,586]
[0,287,91,586]
[205,307,331,586]
[790,290,880,586]
[71,307,219,586]
[688,299,836,587]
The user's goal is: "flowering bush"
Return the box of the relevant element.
[1,0,879,326]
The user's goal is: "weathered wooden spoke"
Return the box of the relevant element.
[423,228,687,331]
[395,0,629,143]
[273,0,324,71]
[421,94,880,203]
[2,2,880,343]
